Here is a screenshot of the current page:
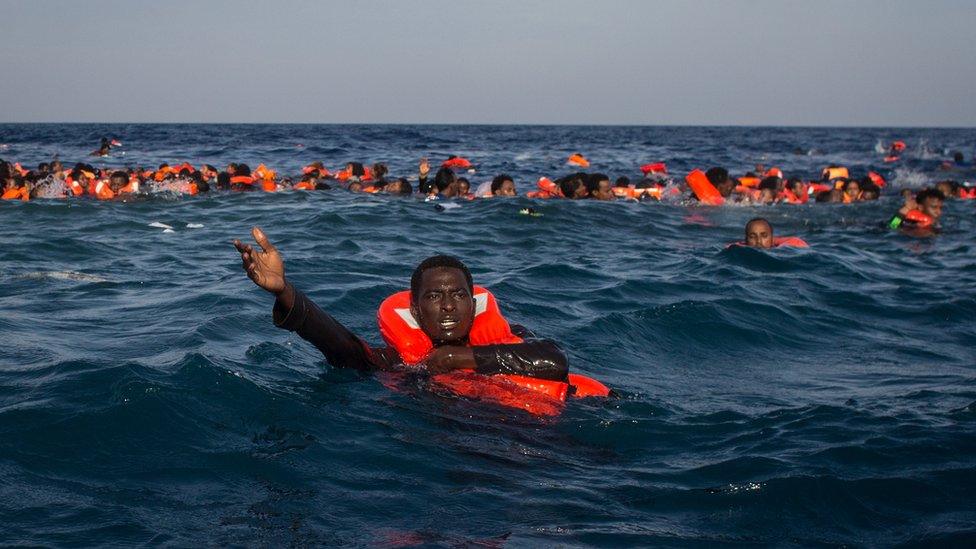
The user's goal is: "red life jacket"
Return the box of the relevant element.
[441,157,473,169]
[377,287,609,415]
[904,209,934,228]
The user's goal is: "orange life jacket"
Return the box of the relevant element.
[1,187,29,201]
[230,175,255,186]
[685,169,724,205]
[525,177,563,199]
[377,287,609,415]
[442,157,472,169]
[958,187,976,200]
[904,209,934,228]
[294,181,316,191]
[779,188,808,204]
[737,176,761,188]
[891,140,907,152]
[883,155,899,163]
[640,162,667,175]
[118,178,140,194]
[567,154,589,168]
[867,171,886,187]
[94,180,115,200]
[336,166,374,182]
[822,167,849,180]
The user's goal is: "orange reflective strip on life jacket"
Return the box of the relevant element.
[685,169,724,205]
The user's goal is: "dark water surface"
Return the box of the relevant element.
[1,124,975,546]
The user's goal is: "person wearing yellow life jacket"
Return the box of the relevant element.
[233,230,608,414]
[842,178,861,203]
[889,188,944,232]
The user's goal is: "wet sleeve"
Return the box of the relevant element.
[273,289,399,371]
[418,175,431,194]
[471,339,569,381]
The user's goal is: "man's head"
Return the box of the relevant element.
[705,167,735,197]
[456,177,470,195]
[385,177,412,195]
[491,174,516,196]
[409,256,475,344]
[109,170,128,192]
[915,188,945,220]
[745,217,774,249]
[586,173,613,200]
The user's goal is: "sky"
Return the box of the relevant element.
[1,0,974,126]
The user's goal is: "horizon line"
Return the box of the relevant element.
[1,121,975,130]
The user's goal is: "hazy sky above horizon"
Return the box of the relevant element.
[2,0,974,126]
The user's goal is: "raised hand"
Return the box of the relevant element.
[233,227,286,295]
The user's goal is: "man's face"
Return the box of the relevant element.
[717,180,735,197]
[745,221,774,249]
[920,197,943,219]
[495,180,516,196]
[411,267,475,345]
[594,179,613,200]
[109,176,127,191]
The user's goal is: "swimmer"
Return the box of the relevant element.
[417,157,432,194]
[557,174,589,199]
[384,178,412,195]
[705,167,736,199]
[233,228,568,379]
[90,137,111,157]
[586,173,614,200]
[843,179,861,203]
[490,174,516,197]
[744,218,774,249]
[456,177,472,198]
[889,188,944,232]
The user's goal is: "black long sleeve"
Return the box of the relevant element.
[274,289,570,381]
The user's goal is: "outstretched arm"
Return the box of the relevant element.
[233,227,398,371]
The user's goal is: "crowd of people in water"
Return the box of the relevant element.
[2,138,973,243]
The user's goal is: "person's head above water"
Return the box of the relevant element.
[745,217,774,249]
[409,255,475,344]
[915,188,945,220]
[705,167,735,197]
[491,174,516,196]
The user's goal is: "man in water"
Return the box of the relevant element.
[233,228,568,378]
[744,218,774,249]
[490,174,517,197]
[889,188,944,232]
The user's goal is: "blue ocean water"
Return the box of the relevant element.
[1,124,975,546]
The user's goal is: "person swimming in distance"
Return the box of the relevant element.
[232,228,568,379]
[889,188,944,232]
